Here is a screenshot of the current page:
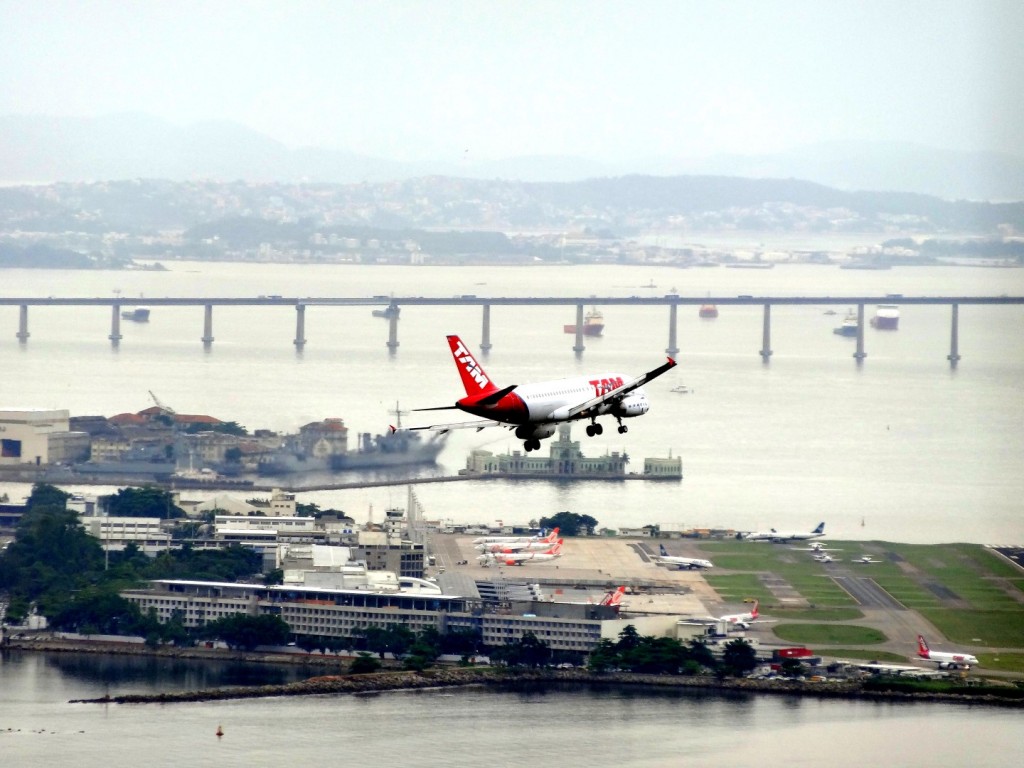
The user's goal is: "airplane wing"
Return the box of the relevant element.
[393,418,505,435]
[565,356,677,419]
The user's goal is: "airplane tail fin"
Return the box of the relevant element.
[751,600,759,618]
[601,586,626,606]
[813,522,826,534]
[549,539,563,555]
[546,527,560,542]
[659,544,668,556]
[917,635,930,657]
[446,334,498,397]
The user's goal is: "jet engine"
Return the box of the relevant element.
[515,423,557,440]
[614,394,649,418]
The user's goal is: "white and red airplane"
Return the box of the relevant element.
[599,586,626,607]
[477,533,561,554]
[473,528,558,547]
[478,539,564,566]
[400,334,677,452]
[694,601,763,630]
[916,635,979,669]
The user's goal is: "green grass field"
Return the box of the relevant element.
[695,540,1024,650]
[772,624,887,645]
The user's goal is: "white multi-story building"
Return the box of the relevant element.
[120,579,649,652]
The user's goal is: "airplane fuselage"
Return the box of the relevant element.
[458,374,650,425]
[657,557,713,570]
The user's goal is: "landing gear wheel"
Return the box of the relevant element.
[594,423,603,435]
[618,425,628,434]
[585,424,595,437]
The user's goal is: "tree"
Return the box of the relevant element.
[721,638,759,677]
[200,614,290,651]
[349,652,382,674]
[26,483,70,511]
[537,511,599,537]
[104,486,185,519]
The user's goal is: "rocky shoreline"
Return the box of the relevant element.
[8,637,1019,709]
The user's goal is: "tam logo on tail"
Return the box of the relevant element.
[447,335,495,394]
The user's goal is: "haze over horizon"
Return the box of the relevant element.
[2,0,1022,169]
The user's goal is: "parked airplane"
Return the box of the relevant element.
[917,635,979,669]
[478,539,564,566]
[599,586,626,607]
[478,536,561,554]
[853,555,878,564]
[472,528,557,547]
[812,553,839,563]
[400,334,677,451]
[654,544,713,570]
[741,522,826,542]
[694,601,763,630]
[805,542,841,552]
[474,529,559,551]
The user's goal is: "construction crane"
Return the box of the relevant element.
[148,390,176,414]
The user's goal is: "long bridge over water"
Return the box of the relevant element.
[3,294,1022,366]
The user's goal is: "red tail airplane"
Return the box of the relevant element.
[398,334,677,451]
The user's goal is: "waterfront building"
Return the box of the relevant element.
[463,424,629,477]
[120,577,683,652]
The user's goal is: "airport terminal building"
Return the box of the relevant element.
[120,578,680,653]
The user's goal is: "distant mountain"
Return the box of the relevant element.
[1,114,1023,201]
[652,141,1024,203]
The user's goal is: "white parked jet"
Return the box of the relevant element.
[478,537,561,554]
[693,601,764,630]
[654,544,713,570]
[474,528,559,551]
[400,334,677,452]
[917,635,979,669]
[478,539,564,567]
[853,555,879,564]
[742,522,826,543]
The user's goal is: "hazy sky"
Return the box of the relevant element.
[2,0,1022,163]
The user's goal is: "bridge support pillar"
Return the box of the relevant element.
[202,304,214,345]
[759,303,773,363]
[947,303,961,367]
[480,304,492,352]
[386,312,399,352]
[666,303,679,356]
[294,304,306,349]
[109,304,122,344]
[572,303,585,353]
[16,304,29,343]
[854,303,867,362]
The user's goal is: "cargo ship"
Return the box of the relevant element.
[563,307,604,336]
[870,304,900,330]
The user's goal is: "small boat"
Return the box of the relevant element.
[833,310,858,337]
[564,307,604,336]
[871,304,900,330]
[120,306,150,322]
[372,304,400,319]
[698,304,718,319]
